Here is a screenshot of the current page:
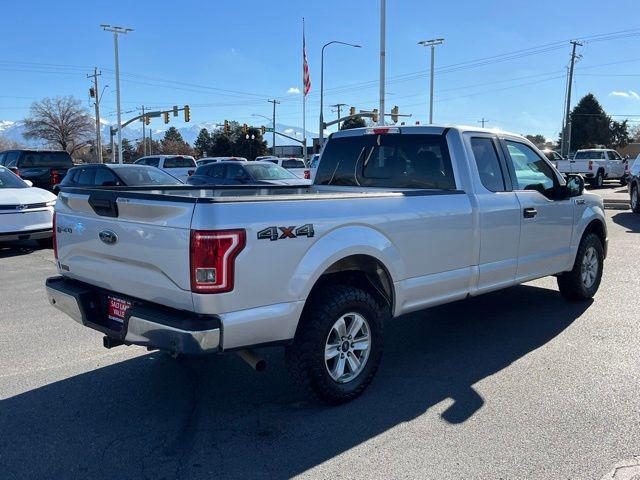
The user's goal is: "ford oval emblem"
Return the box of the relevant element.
[99,230,118,245]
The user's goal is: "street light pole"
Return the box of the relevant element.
[268,99,280,155]
[379,0,386,126]
[418,38,444,124]
[319,40,361,146]
[101,24,133,164]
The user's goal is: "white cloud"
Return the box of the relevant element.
[610,90,640,100]
[287,87,301,94]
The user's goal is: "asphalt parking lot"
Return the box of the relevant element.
[1,206,639,479]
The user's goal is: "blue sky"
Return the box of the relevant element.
[1,0,639,140]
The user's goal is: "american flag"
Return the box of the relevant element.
[303,33,311,96]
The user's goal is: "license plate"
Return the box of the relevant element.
[107,296,132,323]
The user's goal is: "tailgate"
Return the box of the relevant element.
[55,189,196,311]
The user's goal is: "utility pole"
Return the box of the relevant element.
[149,128,153,155]
[418,38,445,124]
[268,99,280,155]
[141,105,146,156]
[101,24,133,164]
[379,0,386,126]
[87,68,103,163]
[562,40,583,157]
[331,103,347,130]
[478,118,489,128]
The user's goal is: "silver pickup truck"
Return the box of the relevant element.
[46,125,607,404]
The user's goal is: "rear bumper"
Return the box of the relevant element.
[0,228,52,242]
[45,276,221,355]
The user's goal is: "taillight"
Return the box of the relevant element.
[188,170,194,176]
[51,169,60,185]
[190,229,246,293]
[304,170,310,179]
[52,212,58,260]
[588,160,593,171]
[11,168,20,177]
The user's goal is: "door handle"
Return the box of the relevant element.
[523,207,537,218]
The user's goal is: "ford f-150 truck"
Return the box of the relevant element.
[555,148,626,187]
[46,125,607,404]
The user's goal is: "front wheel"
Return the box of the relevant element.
[286,285,387,405]
[557,233,604,301]
[631,184,640,213]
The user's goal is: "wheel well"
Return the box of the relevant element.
[583,219,606,255]
[307,255,394,312]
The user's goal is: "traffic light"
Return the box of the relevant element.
[260,126,266,135]
[224,120,230,134]
[242,123,248,134]
[184,105,190,122]
[349,106,356,116]
[371,109,379,123]
[391,105,399,123]
[145,116,150,126]
[89,87,95,98]
[173,105,178,117]
[163,112,169,124]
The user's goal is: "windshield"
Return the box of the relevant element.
[112,166,183,185]
[575,151,605,160]
[245,163,297,180]
[19,151,73,167]
[0,167,28,188]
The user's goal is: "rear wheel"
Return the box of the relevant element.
[286,284,387,405]
[557,233,603,301]
[631,184,640,213]
[591,170,604,188]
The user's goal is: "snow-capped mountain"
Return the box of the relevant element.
[0,119,317,148]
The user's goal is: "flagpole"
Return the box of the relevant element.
[302,17,308,163]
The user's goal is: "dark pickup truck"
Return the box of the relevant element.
[0,149,74,191]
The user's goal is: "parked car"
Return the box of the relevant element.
[555,148,626,187]
[54,164,183,192]
[196,156,247,167]
[627,154,640,213]
[262,157,310,179]
[187,161,311,186]
[47,125,606,404]
[134,155,196,182]
[255,155,278,162]
[0,165,56,245]
[0,149,74,191]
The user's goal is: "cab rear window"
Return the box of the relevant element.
[315,133,456,189]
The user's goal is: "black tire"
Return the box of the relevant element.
[285,284,388,405]
[631,184,640,213]
[557,233,604,301]
[592,170,604,188]
[620,177,627,187]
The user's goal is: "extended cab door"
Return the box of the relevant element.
[607,150,625,178]
[501,139,574,281]
[465,133,521,293]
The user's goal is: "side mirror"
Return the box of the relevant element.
[566,174,584,197]
[23,179,33,187]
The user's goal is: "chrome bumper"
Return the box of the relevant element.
[45,276,221,355]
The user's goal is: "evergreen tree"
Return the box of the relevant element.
[194,128,211,157]
[231,126,268,160]
[340,116,367,130]
[567,93,612,150]
[121,138,136,163]
[610,120,632,149]
[162,126,184,143]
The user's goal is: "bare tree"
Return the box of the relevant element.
[23,96,94,154]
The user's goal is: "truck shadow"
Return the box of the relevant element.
[0,240,49,259]
[0,284,589,480]
[611,211,640,233]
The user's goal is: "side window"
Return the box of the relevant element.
[141,157,159,167]
[608,151,621,160]
[505,141,556,193]
[76,167,96,185]
[94,168,119,186]
[0,153,5,165]
[470,137,506,192]
[163,157,181,168]
[5,151,19,168]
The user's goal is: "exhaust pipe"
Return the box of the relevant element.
[237,349,266,372]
